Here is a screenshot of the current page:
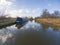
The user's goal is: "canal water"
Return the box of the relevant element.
[0,21,60,45]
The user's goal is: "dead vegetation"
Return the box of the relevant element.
[35,18,60,28]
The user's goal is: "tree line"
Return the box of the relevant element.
[40,9,60,18]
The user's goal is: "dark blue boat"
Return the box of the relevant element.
[16,17,28,24]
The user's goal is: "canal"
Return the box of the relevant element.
[0,21,60,45]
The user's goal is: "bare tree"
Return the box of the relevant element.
[41,9,50,18]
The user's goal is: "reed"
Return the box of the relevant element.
[35,18,60,28]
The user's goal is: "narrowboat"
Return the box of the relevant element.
[16,17,28,24]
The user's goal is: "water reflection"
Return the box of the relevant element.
[0,22,28,45]
[35,21,60,31]
[15,22,27,29]
[0,21,60,45]
[0,23,15,29]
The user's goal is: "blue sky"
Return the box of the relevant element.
[0,0,60,17]
[13,0,60,10]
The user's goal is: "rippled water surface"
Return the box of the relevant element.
[0,21,60,45]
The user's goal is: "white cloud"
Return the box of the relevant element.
[48,3,52,7]
[32,8,40,13]
[0,0,41,17]
[7,8,41,18]
[10,0,16,2]
[0,0,14,16]
[0,0,13,8]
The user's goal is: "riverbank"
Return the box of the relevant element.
[35,18,60,28]
[0,18,16,26]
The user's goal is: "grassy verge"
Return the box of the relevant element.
[0,18,16,26]
[35,18,60,28]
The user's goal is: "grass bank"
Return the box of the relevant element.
[35,18,60,28]
[0,18,16,26]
